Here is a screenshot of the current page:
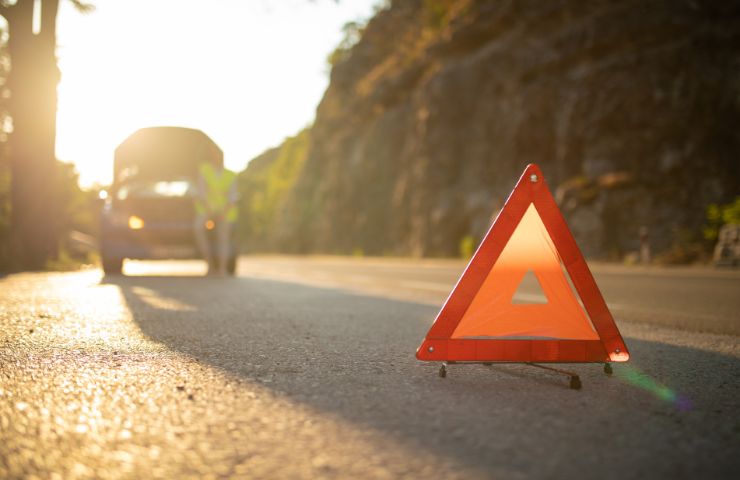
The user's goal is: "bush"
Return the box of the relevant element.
[459,234,476,259]
[704,197,740,242]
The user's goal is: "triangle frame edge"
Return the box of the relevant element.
[416,164,629,363]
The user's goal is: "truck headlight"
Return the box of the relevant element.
[128,215,145,230]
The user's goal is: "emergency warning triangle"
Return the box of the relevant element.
[417,164,629,363]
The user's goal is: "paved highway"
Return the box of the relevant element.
[240,256,740,336]
[1,256,739,479]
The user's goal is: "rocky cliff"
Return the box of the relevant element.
[239,0,740,260]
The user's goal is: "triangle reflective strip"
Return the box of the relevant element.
[452,204,598,340]
[416,164,629,363]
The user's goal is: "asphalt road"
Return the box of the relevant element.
[1,256,739,479]
[239,256,740,336]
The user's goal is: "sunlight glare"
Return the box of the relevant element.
[131,286,197,312]
[55,0,379,188]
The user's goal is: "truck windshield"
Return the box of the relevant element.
[116,180,194,200]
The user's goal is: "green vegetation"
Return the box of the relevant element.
[54,160,99,238]
[423,0,454,30]
[237,129,310,252]
[652,197,739,265]
[0,159,98,271]
[327,20,365,68]
[458,234,476,259]
[703,197,740,242]
[325,1,392,69]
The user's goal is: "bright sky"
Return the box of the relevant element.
[56,0,379,188]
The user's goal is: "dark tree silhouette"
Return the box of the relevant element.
[0,0,90,269]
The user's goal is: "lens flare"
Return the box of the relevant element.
[616,365,692,411]
[128,215,144,230]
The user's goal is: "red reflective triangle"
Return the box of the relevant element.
[416,164,629,363]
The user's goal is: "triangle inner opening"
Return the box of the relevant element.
[511,270,548,304]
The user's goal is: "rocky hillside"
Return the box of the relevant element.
[239,0,740,260]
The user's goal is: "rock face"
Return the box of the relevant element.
[240,0,740,259]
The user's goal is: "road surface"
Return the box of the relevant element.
[1,256,739,479]
[240,256,740,336]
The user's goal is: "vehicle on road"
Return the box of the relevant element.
[100,126,237,275]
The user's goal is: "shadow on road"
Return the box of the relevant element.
[102,273,740,478]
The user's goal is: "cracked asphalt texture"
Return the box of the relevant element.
[1,257,739,479]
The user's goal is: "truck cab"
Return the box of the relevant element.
[100,127,236,275]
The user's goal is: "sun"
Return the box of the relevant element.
[54,0,379,188]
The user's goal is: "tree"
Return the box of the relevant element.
[0,0,91,270]
[0,23,11,268]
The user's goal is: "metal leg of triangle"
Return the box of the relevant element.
[436,361,583,389]
[526,363,581,389]
[432,362,620,390]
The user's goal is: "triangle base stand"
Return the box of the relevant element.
[436,362,614,390]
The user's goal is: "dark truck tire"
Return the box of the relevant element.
[102,256,123,275]
[207,256,237,276]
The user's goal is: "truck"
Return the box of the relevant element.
[100,126,236,275]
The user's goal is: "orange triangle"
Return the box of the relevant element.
[416,164,629,363]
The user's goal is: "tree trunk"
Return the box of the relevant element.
[4,0,61,270]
